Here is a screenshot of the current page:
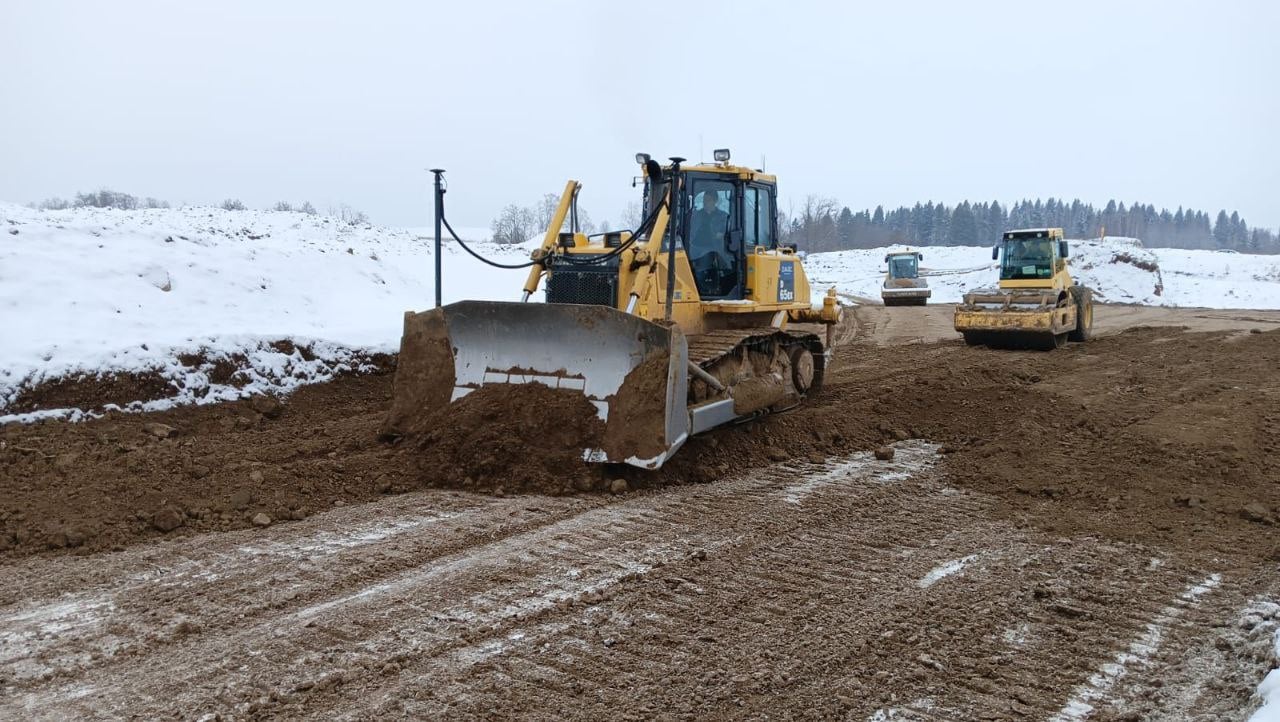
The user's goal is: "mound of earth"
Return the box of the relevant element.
[0,374,406,557]
[399,382,607,495]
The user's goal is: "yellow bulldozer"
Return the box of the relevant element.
[387,150,841,468]
[954,228,1095,350]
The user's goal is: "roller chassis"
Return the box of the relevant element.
[955,285,1094,351]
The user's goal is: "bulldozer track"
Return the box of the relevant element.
[686,327,814,367]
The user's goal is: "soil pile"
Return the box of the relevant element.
[0,373,405,557]
[401,382,607,495]
[600,353,671,462]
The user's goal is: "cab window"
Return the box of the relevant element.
[756,186,775,248]
[743,186,775,249]
[686,178,739,299]
[1000,238,1055,280]
[889,255,918,279]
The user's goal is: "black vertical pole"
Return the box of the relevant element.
[665,158,684,322]
[429,169,446,308]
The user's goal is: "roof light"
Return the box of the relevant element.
[713,148,731,162]
[635,152,651,165]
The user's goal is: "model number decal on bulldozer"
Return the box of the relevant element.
[778,261,795,301]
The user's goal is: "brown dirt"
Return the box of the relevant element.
[0,372,407,556]
[1,306,1279,718]
[383,308,454,436]
[5,369,179,416]
[1112,250,1160,273]
[600,352,672,462]
[401,382,605,495]
[3,308,1278,561]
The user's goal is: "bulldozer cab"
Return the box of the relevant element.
[997,229,1068,282]
[650,165,777,301]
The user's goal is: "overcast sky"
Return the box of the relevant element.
[2,0,1277,231]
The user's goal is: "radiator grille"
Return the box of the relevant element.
[545,261,618,306]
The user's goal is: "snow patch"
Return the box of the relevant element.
[1249,601,1280,722]
[917,554,978,588]
[1003,622,1032,648]
[0,595,117,682]
[779,439,939,504]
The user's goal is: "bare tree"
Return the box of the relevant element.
[794,195,840,251]
[573,207,597,236]
[621,201,643,230]
[221,198,247,211]
[534,193,560,231]
[273,201,294,212]
[338,205,368,225]
[74,189,138,209]
[324,204,368,225]
[490,204,536,244]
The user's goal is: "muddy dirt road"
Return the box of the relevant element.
[847,303,1280,346]
[2,305,1279,720]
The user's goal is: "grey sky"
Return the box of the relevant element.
[3,0,1277,231]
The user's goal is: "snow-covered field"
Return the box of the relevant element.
[805,239,1280,308]
[3,202,1280,421]
[0,203,532,421]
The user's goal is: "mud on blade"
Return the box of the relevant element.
[386,301,689,469]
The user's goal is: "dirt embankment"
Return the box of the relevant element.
[1,369,402,556]
[3,341,393,417]
[399,382,606,495]
[2,311,1279,560]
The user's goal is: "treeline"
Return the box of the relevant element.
[37,189,171,211]
[783,197,1280,253]
[490,192,614,244]
[33,189,368,225]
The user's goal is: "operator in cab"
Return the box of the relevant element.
[689,186,730,252]
[687,184,735,296]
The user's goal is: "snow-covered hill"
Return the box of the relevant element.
[3,202,1279,422]
[0,203,530,420]
[804,238,1280,309]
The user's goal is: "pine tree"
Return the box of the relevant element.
[837,207,855,247]
[950,202,978,246]
[1213,210,1231,248]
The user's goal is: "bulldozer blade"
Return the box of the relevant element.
[386,301,690,469]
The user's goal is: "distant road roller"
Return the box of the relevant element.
[880,250,930,306]
[954,228,1094,350]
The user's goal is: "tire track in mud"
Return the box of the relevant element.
[0,442,940,718]
[1088,582,1280,722]
[0,493,600,690]
[1048,573,1223,722]
[0,436,1258,720]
